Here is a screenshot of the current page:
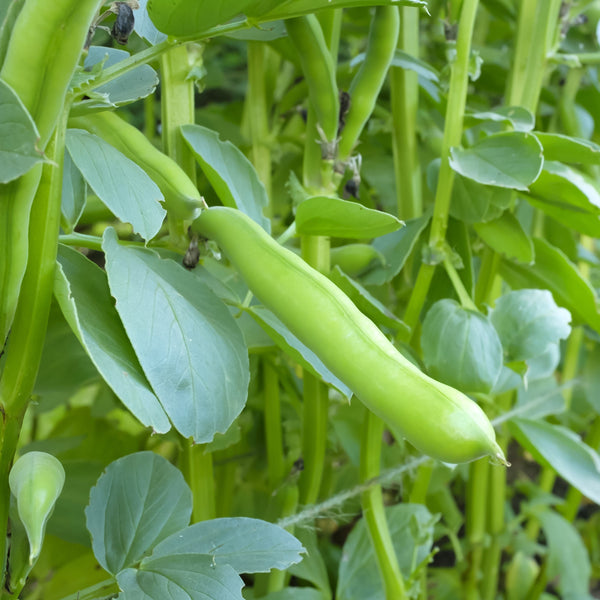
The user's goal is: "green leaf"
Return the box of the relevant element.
[117,557,244,600]
[390,49,439,82]
[450,172,512,223]
[147,0,425,38]
[336,504,436,600]
[490,289,571,362]
[500,238,600,333]
[149,518,305,573]
[263,589,326,600]
[535,132,600,165]
[182,124,270,232]
[102,229,250,443]
[72,47,159,112]
[0,78,46,183]
[449,131,543,190]
[473,211,534,264]
[60,149,86,233]
[329,266,409,336]
[287,528,330,594]
[538,510,591,597]
[361,211,431,285]
[134,0,167,45]
[525,161,600,236]
[55,245,171,434]
[295,196,403,238]
[509,419,600,505]
[421,299,503,394]
[247,305,352,399]
[464,106,535,132]
[66,130,166,241]
[330,243,385,278]
[85,452,192,575]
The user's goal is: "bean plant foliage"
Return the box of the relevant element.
[2,0,600,599]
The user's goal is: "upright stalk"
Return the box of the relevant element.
[160,44,199,251]
[391,6,422,220]
[360,410,407,600]
[403,0,479,333]
[161,44,215,521]
[0,103,69,589]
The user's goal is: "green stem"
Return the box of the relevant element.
[391,6,422,220]
[263,357,284,490]
[56,578,119,600]
[0,105,69,588]
[247,41,272,202]
[402,0,479,333]
[444,257,477,310]
[360,410,407,600]
[506,0,562,111]
[474,248,501,307]
[181,440,216,522]
[464,458,490,600]
[160,43,199,248]
[318,8,342,58]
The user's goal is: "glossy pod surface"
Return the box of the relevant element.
[194,207,506,464]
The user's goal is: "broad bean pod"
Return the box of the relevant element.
[285,15,340,144]
[194,207,506,465]
[337,6,401,161]
[0,0,102,345]
[69,111,204,220]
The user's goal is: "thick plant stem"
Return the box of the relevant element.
[0,109,68,589]
[181,440,216,522]
[403,0,479,332]
[391,6,422,220]
[506,0,562,111]
[264,358,285,491]
[160,44,199,249]
[360,410,407,600]
[247,42,272,203]
[465,458,490,600]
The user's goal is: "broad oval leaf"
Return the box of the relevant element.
[55,245,170,434]
[525,161,600,236]
[538,511,592,599]
[490,289,571,362]
[86,451,192,575]
[66,130,166,241]
[509,418,600,505]
[500,238,600,333]
[150,518,305,574]
[60,150,86,233]
[182,124,270,232]
[361,211,431,285]
[535,132,600,165]
[0,78,46,183]
[74,47,159,111]
[117,557,243,600]
[474,211,534,264]
[421,299,503,394]
[247,305,352,399]
[336,504,436,600]
[102,229,250,443]
[449,131,543,190]
[464,106,535,132]
[295,196,403,239]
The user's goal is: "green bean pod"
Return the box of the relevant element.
[285,15,340,143]
[194,207,506,465]
[69,111,204,220]
[0,0,102,346]
[330,243,385,277]
[9,451,65,563]
[338,6,401,161]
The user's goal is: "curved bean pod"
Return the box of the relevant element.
[193,207,506,465]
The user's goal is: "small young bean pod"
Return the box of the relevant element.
[194,207,506,465]
[69,111,204,220]
[9,451,65,563]
[337,6,401,161]
[285,15,340,143]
